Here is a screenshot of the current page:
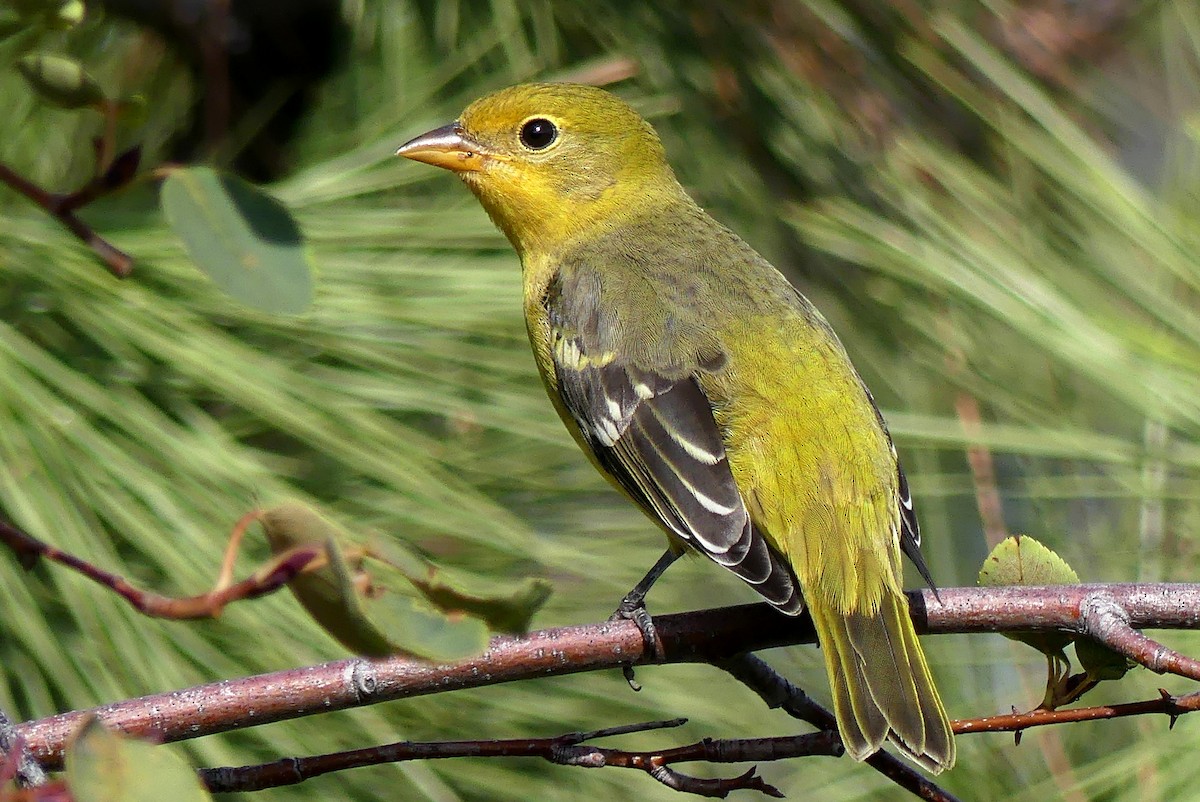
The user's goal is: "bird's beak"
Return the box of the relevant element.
[396,123,489,173]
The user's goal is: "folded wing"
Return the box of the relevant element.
[548,309,802,614]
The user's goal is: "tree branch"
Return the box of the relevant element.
[0,518,320,619]
[1078,593,1200,680]
[0,709,46,789]
[199,718,840,798]
[718,654,962,802]
[954,688,1200,734]
[0,157,136,278]
[14,582,1200,772]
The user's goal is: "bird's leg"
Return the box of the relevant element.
[613,548,679,630]
[610,549,679,689]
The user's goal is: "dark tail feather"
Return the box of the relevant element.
[809,592,955,774]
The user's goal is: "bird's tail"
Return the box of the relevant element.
[808,591,955,774]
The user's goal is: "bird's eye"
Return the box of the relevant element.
[519,118,558,150]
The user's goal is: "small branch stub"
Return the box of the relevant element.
[1077,592,1200,681]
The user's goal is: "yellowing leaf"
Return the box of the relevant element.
[260,500,344,553]
[65,717,212,802]
[370,540,551,635]
[410,574,551,635]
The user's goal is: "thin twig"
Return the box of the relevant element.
[0,517,319,619]
[718,655,961,802]
[0,161,135,277]
[214,510,261,594]
[200,718,838,797]
[954,390,1009,549]
[954,689,1200,734]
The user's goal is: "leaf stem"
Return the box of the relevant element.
[0,161,134,277]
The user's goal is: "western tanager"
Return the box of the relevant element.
[397,83,954,772]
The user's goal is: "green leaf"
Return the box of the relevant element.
[1075,637,1134,682]
[370,539,551,634]
[365,590,491,662]
[260,501,523,661]
[161,167,313,314]
[16,53,104,108]
[260,503,393,657]
[979,535,1080,658]
[977,535,1080,708]
[65,717,212,802]
[978,534,1080,587]
[411,573,551,635]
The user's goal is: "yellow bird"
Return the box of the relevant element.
[397,83,954,773]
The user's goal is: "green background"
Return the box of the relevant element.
[2,1,1199,799]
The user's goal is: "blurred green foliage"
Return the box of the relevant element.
[1,1,1199,800]
[66,717,214,802]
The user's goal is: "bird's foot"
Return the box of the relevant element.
[609,594,663,691]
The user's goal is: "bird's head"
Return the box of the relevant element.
[397,83,680,256]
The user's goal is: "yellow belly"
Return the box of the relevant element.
[699,313,904,615]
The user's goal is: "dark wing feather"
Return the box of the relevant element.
[548,306,801,613]
[858,381,937,592]
[896,462,936,592]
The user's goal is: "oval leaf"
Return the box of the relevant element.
[370,539,552,634]
[161,167,313,314]
[260,500,344,554]
[260,501,526,661]
[66,717,212,802]
[302,536,395,657]
[16,53,103,108]
[979,535,1080,657]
